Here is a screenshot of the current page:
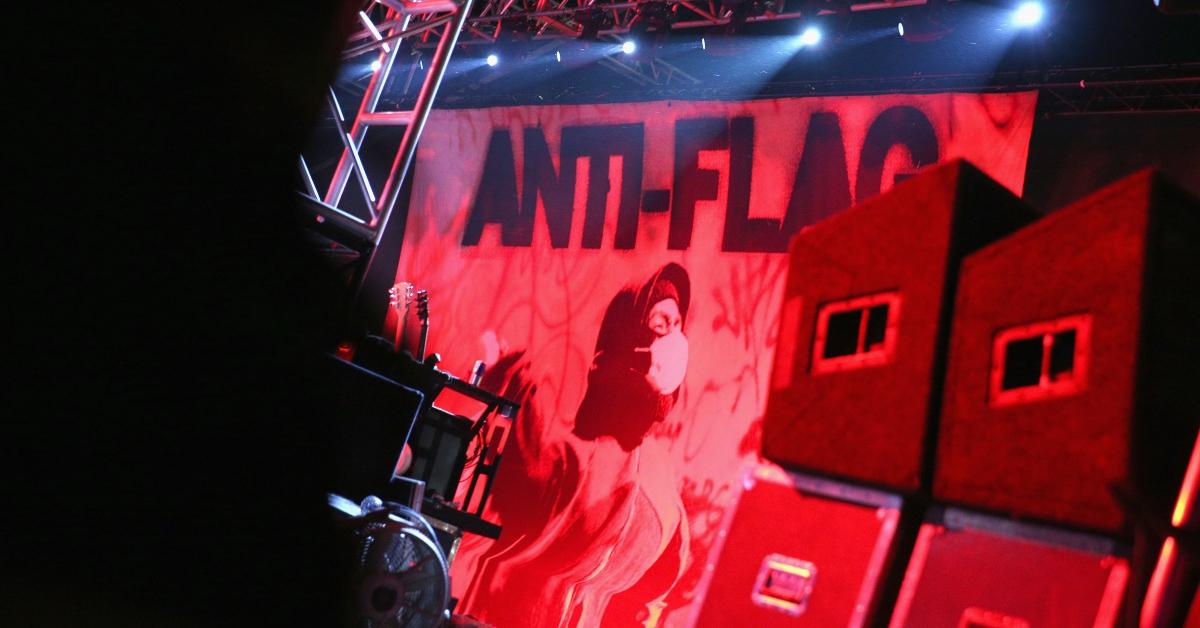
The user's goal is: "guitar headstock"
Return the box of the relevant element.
[416,290,429,322]
[388,282,414,312]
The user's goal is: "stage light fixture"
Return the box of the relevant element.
[486,53,499,66]
[792,0,846,46]
[496,16,537,42]
[622,40,637,54]
[633,1,675,32]
[721,0,773,32]
[1012,1,1045,26]
[370,59,382,72]
[799,25,822,46]
[897,2,954,43]
[555,50,562,62]
[576,7,611,41]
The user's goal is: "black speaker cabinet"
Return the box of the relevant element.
[763,160,1037,491]
[936,170,1200,533]
[326,355,424,501]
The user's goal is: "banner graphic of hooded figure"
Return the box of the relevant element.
[390,93,1037,627]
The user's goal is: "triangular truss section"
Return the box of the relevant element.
[299,0,476,255]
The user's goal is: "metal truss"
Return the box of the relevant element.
[448,0,924,87]
[305,0,906,250]
[299,0,926,223]
[300,0,1198,262]
[348,0,931,90]
[1035,64,1200,116]
[299,0,476,258]
[455,0,926,42]
[424,60,1200,114]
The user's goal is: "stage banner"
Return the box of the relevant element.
[393,92,1037,627]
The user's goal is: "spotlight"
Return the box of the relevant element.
[622,40,637,54]
[798,25,822,47]
[555,50,562,62]
[1012,1,1044,27]
[721,0,772,32]
[370,59,382,72]
[486,53,499,66]
[897,21,904,37]
[795,0,848,42]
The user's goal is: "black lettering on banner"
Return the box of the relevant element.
[462,107,940,251]
[463,124,645,248]
[782,112,852,242]
[722,116,786,253]
[670,118,727,250]
[723,114,855,253]
[462,129,525,246]
[523,128,575,248]
[855,105,939,202]
[561,124,645,250]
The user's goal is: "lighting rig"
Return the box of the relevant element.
[298,0,1200,296]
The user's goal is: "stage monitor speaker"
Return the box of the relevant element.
[687,465,902,627]
[763,159,1038,491]
[888,507,1128,628]
[935,170,1200,533]
[325,355,424,501]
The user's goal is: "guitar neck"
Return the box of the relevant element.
[388,283,414,353]
[416,290,429,361]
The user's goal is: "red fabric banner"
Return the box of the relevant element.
[393,92,1037,627]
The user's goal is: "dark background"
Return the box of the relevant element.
[12,3,359,626]
[1024,112,1200,210]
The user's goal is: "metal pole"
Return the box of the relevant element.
[326,89,379,214]
[344,0,474,310]
[326,13,412,207]
[298,155,319,198]
[339,15,452,60]
[371,0,476,240]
